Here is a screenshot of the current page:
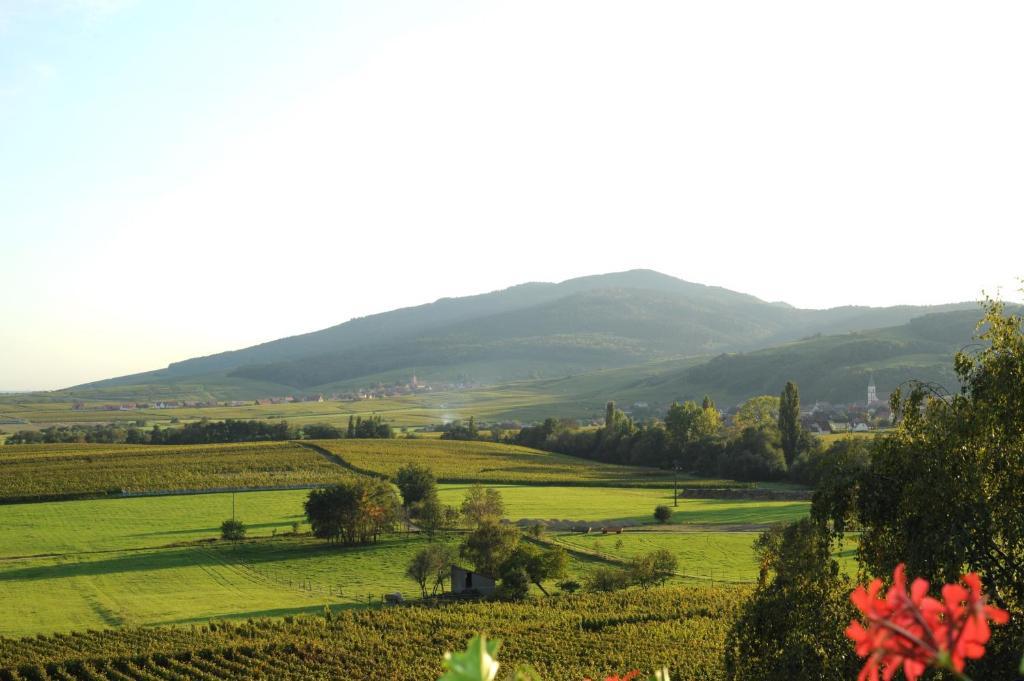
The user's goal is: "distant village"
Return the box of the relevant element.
[70,374,459,412]
[626,377,893,434]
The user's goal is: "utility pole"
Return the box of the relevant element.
[673,460,679,507]
[232,492,236,521]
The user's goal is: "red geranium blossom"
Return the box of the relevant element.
[845,564,1009,681]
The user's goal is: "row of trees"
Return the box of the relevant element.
[726,298,1024,679]
[6,416,394,445]
[512,386,817,482]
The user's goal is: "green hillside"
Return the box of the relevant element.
[623,308,990,407]
[68,270,975,398]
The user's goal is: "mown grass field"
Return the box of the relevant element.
[555,531,761,583]
[312,438,735,488]
[0,484,807,637]
[0,441,355,500]
[436,483,809,525]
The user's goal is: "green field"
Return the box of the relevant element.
[0,441,355,500]
[0,484,807,637]
[555,531,761,583]
[0,437,750,502]
[436,483,808,526]
[312,438,731,487]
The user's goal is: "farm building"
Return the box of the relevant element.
[451,565,496,596]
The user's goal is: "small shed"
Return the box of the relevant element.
[451,565,496,596]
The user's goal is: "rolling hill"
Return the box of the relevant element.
[69,269,978,401]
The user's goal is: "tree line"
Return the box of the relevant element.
[511,385,833,483]
[4,416,393,445]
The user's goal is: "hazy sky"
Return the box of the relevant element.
[2,1,1022,391]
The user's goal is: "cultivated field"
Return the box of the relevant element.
[311,438,719,487]
[0,587,746,679]
[0,441,354,501]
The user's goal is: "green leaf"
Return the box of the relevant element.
[439,634,502,681]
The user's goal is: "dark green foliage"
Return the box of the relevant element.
[653,505,672,523]
[627,549,678,588]
[459,521,521,578]
[778,382,800,467]
[304,479,400,546]
[219,519,245,541]
[799,438,870,534]
[500,544,567,596]
[439,417,480,441]
[809,299,1024,677]
[586,566,631,592]
[717,427,786,481]
[347,415,392,439]
[724,520,857,680]
[497,567,531,601]
[301,423,344,439]
[6,419,295,446]
[395,463,437,509]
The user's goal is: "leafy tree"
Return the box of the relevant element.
[724,519,857,680]
[653,505,672,524]
[459,521,520,577]
[586,566,630,592]
[733,395,780,431]
[304,478,400,545]
[395,463,437,509]
[777,381,801,466]
[406,543,455,598]
[220,519,245,540]
[627,549,677,588]
[718,427,786,481]
[496,567,531,601]
[665,399,720,458]
[460,484,505,526]
[500,544,567,596]
[800,438,870,533]
[415,497,459,540]
[817,299,1024,674]
[439,417,480,441]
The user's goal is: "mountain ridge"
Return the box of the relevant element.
[73,269,978,397]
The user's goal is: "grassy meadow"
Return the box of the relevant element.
[0,482,808,637]
[0,425,813,643]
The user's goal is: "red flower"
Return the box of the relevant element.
[846,564,1010,681]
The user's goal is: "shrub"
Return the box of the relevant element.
[586,566,630,592]
[653,505,672,523]
[220,519,245,540]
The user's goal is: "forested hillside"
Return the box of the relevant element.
[70,270,974,399]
